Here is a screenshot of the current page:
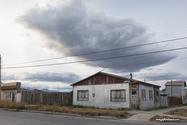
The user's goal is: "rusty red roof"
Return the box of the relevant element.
[71,72,160,87]
[165,81,186,87]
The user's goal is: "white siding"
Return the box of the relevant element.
[166,86,182,96]
[181,85,186,104]
[139,84,154,110]
[73,83,129,109]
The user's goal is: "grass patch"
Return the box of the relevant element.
[150,115,186,121]
[164,109,187,117]
[0,102,133,118]
[0,101,28,109]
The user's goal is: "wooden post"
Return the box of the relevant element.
[171,80,172,96]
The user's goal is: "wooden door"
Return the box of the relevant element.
[130,84,139,110]
[12,92,15,103]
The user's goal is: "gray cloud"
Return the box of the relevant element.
[23,72,81,83]
[142,72,187,81]
[2,74,19,81]
[2,72,81,83]
[19,0,176,72]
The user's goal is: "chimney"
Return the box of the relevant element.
[130,73,132,79]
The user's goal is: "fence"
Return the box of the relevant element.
[21,90,73,105]
[167,96,182,106]
[160,96,168,107]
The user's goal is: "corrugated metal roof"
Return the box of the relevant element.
[165,81,186,87]
[160,92,169,96]
[71,71,160,87]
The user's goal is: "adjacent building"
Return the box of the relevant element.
[71,72,160,110]
[1,82,21,102]
[165,81,186,104]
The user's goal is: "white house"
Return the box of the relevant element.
[71,72,160,110]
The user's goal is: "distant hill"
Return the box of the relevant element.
[40,89,59,92]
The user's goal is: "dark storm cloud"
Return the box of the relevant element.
[23,72,81,83]
[142,72,187,81]
[19,0,176,72]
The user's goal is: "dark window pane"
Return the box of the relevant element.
[132,91,136,95]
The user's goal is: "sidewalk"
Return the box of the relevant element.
[126,106,187,122]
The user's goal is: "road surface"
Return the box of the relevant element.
[0,110,184,125]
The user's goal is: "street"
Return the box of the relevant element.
[0,110,185,125]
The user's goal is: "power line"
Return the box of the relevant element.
[146,18,187,28]
[2,46,187,69]
[3,36,187,66]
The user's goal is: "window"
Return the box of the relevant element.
[111,89,126,102]
[77,90,89,101]
[132,91,137,95]
[149,90,153,100]
[5,92,12,100]
[141,90,146,101]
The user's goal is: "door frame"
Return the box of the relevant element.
[129,83,139,110]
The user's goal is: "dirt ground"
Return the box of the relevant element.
[164,108,187,117]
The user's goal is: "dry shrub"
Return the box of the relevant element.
[0,101,27,109]
[0,102,131,118]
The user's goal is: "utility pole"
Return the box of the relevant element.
[0,55,1,101]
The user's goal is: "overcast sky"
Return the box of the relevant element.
[0,0,187,91]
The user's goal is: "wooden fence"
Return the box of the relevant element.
[167,96,182,106]
[21,90,73,105]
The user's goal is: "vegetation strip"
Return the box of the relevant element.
[0,102,133,119]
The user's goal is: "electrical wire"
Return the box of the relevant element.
[3,36,187,66]
[2,46,187,69]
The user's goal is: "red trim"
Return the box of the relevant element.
[1,86,17,90]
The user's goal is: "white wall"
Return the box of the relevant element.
[16,93,21,103]
[139,84,154,110]
[73,83,129,109]
[166,86,182,96]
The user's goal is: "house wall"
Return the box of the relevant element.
[166,86,182,96]
[154,87,160,108]
[139,84,154,110]
[73,83,129,109]
[16,93,21,103]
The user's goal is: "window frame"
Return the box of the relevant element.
[5,92,12,100]
[141,89,146,101]
[110,89,126,102]
[149,90,153,100]
[77,90,89,101]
